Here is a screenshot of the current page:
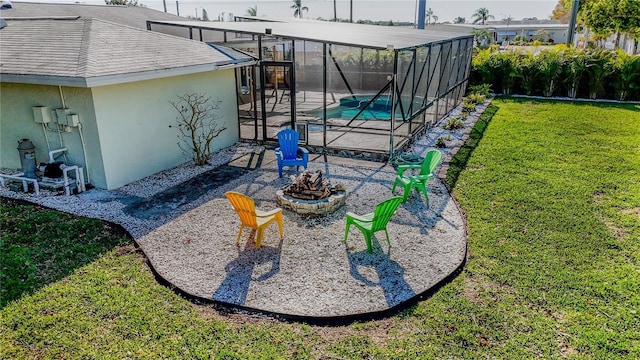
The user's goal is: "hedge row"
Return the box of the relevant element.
[470,45,640,101]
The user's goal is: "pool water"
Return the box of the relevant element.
[307,94,399,120]
[339,95,392,112]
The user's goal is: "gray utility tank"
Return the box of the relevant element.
[17,139,37,179]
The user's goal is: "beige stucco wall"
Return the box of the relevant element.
[91,69,239,190]
[0,83,105,186]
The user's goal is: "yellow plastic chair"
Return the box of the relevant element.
[225,191,284,248]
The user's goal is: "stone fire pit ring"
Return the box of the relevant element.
[276,189,346,215]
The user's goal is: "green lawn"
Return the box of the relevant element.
[1,98,639,358]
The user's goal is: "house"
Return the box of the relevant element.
[441,20,570,44]
[0,4,254,190]
[486,21,569,44]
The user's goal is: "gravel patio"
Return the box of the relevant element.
[134,152,467,319]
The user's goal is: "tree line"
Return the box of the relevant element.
[552,0,640,49]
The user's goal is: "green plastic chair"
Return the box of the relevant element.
[392,149,442,202]
[344,196,404,253]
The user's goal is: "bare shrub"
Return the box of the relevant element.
[170,93,226,166]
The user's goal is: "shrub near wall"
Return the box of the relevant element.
[471,46,640,101]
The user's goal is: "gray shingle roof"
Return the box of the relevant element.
[1,1,184,29]
[0,18,255,87]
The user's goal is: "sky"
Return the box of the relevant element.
[28,1,559,23]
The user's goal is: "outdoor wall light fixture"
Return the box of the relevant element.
[265,28,272,35]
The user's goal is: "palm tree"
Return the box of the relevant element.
[472,7,494,25]
[453,17,466,24]
[246,5,257,16]
[291,0,308,19]
[472,28,493,47]
[425,7,437,25]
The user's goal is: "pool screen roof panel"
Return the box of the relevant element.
[148,19,472,50]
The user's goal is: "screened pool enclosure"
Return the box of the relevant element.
[148,19,473,159]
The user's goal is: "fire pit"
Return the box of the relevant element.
[276,170,346,215]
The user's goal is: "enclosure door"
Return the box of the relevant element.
[259,62,295,141]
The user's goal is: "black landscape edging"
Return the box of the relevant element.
[142,242,468,326]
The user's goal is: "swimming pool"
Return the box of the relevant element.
[307,94,401,120]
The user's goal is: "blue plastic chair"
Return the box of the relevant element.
[275,129,309,178]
